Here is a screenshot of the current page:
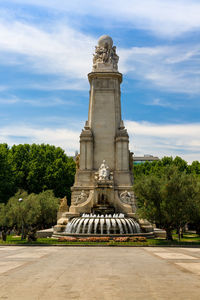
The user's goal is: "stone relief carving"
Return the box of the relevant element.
[119,191,136,211]
[93,35,119,71]
[75,190,88,205]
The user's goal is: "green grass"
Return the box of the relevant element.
[0,233,200,246]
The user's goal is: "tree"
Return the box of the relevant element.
[189,161,200,176]
[0,144,16,204]
[134,166,199,240]
[0,203,11,241]
[9,144,76,202]
[188,180,200,235]
[5,189,59,240]
[133,156,189,181]
[32,190,59,229]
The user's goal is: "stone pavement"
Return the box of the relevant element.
[0,246,200,300]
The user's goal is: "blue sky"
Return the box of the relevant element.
[0,0,200,162]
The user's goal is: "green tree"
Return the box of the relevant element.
[134,166,199,240]
[0,144,16,203]
[9,144,31,191]
[189,179,200,235]
[32,190,59,229]
[9,144,76,201]
[189,161,200,176]
[133,156,189,181]
[5,189,59,240]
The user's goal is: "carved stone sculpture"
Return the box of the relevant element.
[93,35,119,71]
[120,191,132,204]
[75,154,80,169]
[59,196,68,213]
[120,191,137,212]
[98,160,110,180]
[75,190,87,205]
[57,196,69,220]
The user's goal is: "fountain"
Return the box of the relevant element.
[53,35,154,237]
[65,214,141,235]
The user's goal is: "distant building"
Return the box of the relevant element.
[133,155,159,165]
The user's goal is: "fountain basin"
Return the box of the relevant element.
[64,213,141,235]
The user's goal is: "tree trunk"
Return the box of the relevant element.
[165,228,173,240]
[1,230,7,242]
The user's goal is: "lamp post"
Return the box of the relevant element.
[18,198,24,240]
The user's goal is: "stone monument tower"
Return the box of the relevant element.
[54,35,152,235]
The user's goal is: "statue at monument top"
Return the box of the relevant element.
[92,35,119,72]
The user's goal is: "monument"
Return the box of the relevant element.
[54,35,153,236]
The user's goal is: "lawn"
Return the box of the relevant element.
[0,233,200,246]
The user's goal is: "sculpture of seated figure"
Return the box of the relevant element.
[99,160,110,180]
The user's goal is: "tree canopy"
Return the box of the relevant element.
[134,165,200,239]
[0,143,76,204]
[133,156,200,180]
[0,189,59,237]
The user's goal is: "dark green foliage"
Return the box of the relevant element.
[188,160,200,175]
[0,143,76,204]
[133,156,190,180]
[134,165,200,240]
[0,144,16,203]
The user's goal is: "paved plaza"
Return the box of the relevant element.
[0,246,200,299]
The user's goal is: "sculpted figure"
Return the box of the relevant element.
[75,154,80,169]
[93,36,119,70]
[99,160,110,180]
[75,190,87,205]
[59,196,68,212]
[110,46,119,67]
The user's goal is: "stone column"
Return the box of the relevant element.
[88,72,122,170]
[80,125,93,170]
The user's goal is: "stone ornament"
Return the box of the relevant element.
[120,191,134,205]
[59,196,68,212]
[119,191,136,212]
[75,190,88,205]
[75,153,80,169]
[93,35,119,71]
[99,160,110,180]
[94,160,114,182]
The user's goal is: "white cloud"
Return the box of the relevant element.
[0,125,80,156]
[1,121,200,163]
[126,121,200,163]
[0,12,199,95]
[6,0,200,37]
[0,95,80,107]
[119,45,200,94]
[146,98,174,108]
[0,19,94,79]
